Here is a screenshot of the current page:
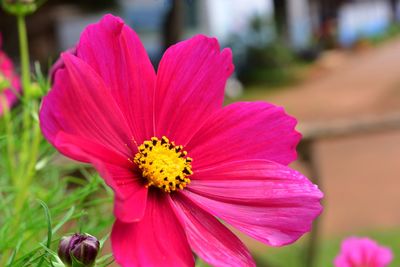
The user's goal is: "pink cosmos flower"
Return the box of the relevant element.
[0,34,21,115]
[39,14,323,267]
[334,237,393,267]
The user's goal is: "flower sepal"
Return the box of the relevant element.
[70,256,93,267]
[1,0,39,16]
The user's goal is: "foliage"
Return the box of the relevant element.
[358,23,400,47]
[0,68,115,266]
[0,4,115,264]
[237,40,298,87]
[231,16,300,87]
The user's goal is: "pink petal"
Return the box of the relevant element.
[76,14,156,144]
[55,132,147,222]
[154,35,234,145]
[92,160,148,223]
[0,47,21,115]
[186,102,301,169]
[53,132,130,166]
[40,53,134,160]
[171,193,255,267]
[49,46,76,83]
[111,190,194,267]
[374,247,393,267]
[334,237,393,267]
[112,188,147,223]
[184,160,323,246]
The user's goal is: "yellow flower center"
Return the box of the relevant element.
[134,136,192,193]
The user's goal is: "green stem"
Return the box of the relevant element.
[13,14,32,237]
[1,98,16,184]
[15,14,31,187]
[16,13,32,183]
[17,15,31,93]
[299,139,323,267]
[0,14,33,267]
[15,112,41,211]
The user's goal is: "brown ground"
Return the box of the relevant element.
[265,38,400,237]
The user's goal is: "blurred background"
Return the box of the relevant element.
[1,0,400,266]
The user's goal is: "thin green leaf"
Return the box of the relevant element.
[37,199,53,267]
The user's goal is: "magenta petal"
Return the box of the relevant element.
[111,190,194,267]
[40,53,134,160]
[154,34,234,145]
[92,160,148,222]
[113,188,147,223]
[171,193,255,267]
[55,132,147,222]
[53,132,130,166]
[186,102,301,169]
[185,160,323,246]
[77,14,156,144]
[49,46,76,83]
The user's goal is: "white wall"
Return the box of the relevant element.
[286,0,312,50]
[205,0,273,42]
[338,0,392,46]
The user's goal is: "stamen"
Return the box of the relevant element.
[134,136,193,193]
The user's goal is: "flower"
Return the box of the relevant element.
[334,237,393,267]
[0,34,21,116]
[40,14,323,267]
[58,233,100,267]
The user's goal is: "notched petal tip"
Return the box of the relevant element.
[186,159,323,247]
[99,13,125,34]
[190,34,220,49]
[50,47,77,83]
[272,103,302,159]
[221,47,234,69]
[59,51,76,66]
[76,14,126,57]
[174,34,231,59]
[102,13,124,23]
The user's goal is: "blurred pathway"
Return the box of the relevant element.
[268,38,400,122]
[265,38,400,237]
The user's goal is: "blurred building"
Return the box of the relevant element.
[0,0,399,63]
[275,0,399,50]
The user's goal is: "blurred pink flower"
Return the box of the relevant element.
[40,14,323,267]
[0,34,21,115]
[334,237,393,267]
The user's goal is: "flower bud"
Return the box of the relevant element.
[58,233,100,267]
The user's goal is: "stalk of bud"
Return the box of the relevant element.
[57,233,100,267]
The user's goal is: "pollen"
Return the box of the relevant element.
[134,136,193,193]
